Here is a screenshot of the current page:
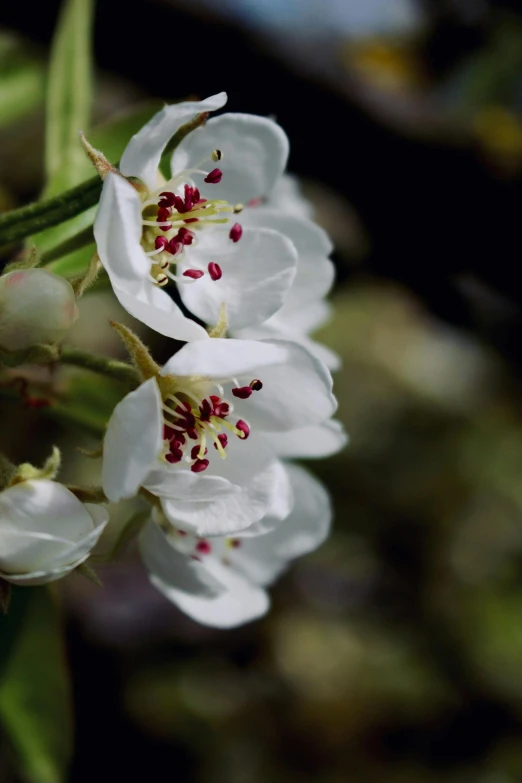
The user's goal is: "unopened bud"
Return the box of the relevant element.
[0,269,78,351]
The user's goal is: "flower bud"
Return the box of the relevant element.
[0,269,78,351]
[0,479,108,585]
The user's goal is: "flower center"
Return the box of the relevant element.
[160,377,263,473]
[139,150,243,288]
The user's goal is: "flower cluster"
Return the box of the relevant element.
[0,92,345,628]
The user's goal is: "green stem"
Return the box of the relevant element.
[59,346,139,385]
[41,224,95,265]
[0,175,102,247]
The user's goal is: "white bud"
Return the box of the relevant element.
[0,480,108,585]
[0,269,78,351]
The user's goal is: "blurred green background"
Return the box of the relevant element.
[4,0,522,780]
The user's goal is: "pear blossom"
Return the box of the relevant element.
[102,337,336,537]
[168,108,336,343]
[0,269,78,351]
[94,93,299,340]
[0,479,108,585]
[139,462,331,628]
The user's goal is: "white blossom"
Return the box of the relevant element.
[139,462,331,628]
[0,269,78,352]
[0,480,108,585]
[102,338,336,536]
[94,93,299,340]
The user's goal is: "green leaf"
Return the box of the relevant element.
[0,587,73,783]
[30,0,94,256]
[44,0,94,198]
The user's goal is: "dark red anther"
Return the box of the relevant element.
[208,262,222,281]
[176,227,194,245]
[167,239,181,256]
[183,269,204,280]
[213,401,230,418]
[191,445,208,460]
[159,191,176,207]
[250,379,263,391]
[230,539,241,548]
[184,184,194,211]
[183,218,199,224]
[232,386,252,399]
[229,223,243,242]
[187,428,199,440]
[157,207,171,223]
[155,236,168,251]
[191,458,209,473]
[195,539,212,554]
[215,433,228,450]
[204,168,223,184]
[199,398,212,421]
[163,424,176,440]
[236,420,250,439]
[173,195,187,213]
[166,447,183,464]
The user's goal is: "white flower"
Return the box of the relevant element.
[102,338,336,536]
[94,93,298,340]
[0,480,108,585]
[139,462,331,628]
[169,111,337,349]
[0,269,78,352]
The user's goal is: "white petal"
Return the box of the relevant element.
[103,378,163,502]
[299,336,342,371]
[241,209,334,312]
[94,173,150,293]
[139,519,223,597]
[265,174,314,219]
[172,113,289,204]
[233,301,333,345]
[229,459,295,537]
[229,340,337,431]
[113,285,209,342]
[161,337,287,378]
[120,93,228,191]
[263,464,331,560]
[266,419,348,459]
[179,227,297,330]
[143,468,239,501]
[150,552,269,628]
[161,457,293,538]
[241,209,332,260]
[234,464,331,585]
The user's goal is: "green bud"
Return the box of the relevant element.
[0,268,78,351]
